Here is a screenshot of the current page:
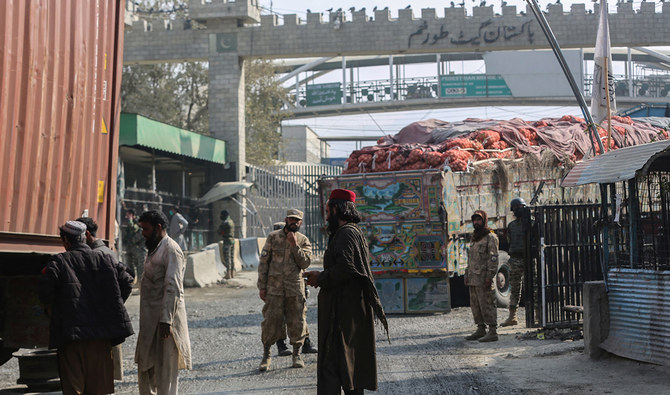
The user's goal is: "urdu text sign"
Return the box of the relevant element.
[306,83,342,106]
[439,75,511,98]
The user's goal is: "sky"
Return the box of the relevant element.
[254,0,659,157]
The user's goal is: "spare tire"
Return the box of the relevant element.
[495,251,511,308]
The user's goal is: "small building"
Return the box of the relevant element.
[118,112,229,251]
[280,125,330,163]
[562,139,670,366]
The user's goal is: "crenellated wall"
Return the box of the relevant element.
[124,2,670,63]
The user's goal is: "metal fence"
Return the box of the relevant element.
[605,172,670,271]
[245,163,342,256]
[120,187,213,251]
[527,203,604,328]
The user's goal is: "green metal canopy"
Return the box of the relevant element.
[120,113,226,165]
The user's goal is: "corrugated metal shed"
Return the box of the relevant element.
[0,1,125,253]
[561,140,670,187]
[600,269,670,366]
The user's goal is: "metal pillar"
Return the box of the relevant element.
[389,55,394,100]
[342,56,346,104]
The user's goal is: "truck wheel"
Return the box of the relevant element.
[495,251,511,308]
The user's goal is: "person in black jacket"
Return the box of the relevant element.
[39,220,134,395]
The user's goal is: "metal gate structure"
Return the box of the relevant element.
[526,203,605,328]
[245,163,341,256]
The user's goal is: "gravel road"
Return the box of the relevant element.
[0,269,668,394]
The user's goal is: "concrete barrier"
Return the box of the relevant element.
[238,237,260,270]
[184,249,221,287]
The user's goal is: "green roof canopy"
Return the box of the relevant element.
[120,113,226,165]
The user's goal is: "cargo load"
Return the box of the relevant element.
[320,115,668,313]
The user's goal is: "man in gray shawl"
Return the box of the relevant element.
[305,188,389,395]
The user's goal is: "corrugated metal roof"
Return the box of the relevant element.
[561,140,670,187]
[119,113,227,165]
[600,269,670,367]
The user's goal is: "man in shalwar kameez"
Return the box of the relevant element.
[305,189,389,395]
[136,210,192,395]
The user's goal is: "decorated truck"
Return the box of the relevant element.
[319,164,600,313]
[0,0,126,378]
[318,115,668,313]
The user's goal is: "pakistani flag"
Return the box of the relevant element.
[591,0,616,124]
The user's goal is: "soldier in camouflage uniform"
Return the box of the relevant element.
[271,220,318,357]
[218,210,235,279]
[502,197,529,327]
[465,209,500,342]
[122,209,147,282]
[257,209,312,371]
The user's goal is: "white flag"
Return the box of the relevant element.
[591,0,616,124]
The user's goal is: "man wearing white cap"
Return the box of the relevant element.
[39,220,134,395]
[257,209,312,371]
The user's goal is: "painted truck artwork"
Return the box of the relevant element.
[374,278,405,314]
[406,277,451,313]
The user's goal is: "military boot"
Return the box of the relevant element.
[230,269,235,278]
[224,270,231,280]
[292,345,305,368]
[259,346,272,371]
[478,325,499,342]
[500,307,518,327]
[276,339,291,357]
[302,337,318,354]
[465,325,487,341]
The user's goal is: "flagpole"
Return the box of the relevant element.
[525,0,604,155]
[604,60,612,152]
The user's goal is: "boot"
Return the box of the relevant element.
[479,325,499,342]
[230,269,235,278]
[224,270,231,280]
[276,339,291,356]
[292,345,305,368]
[301,337,318,354]
[500,307,518,327]
[465,325,487,341]
[259,346,272,371]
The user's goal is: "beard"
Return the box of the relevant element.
[286,222,300,232]
[326,209,340,235]
[472,222,490,242]
[145,229,162,251]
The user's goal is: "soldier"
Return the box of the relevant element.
[218,210,235,279]
[123,209,147,282]
[257,209,312,371]
[270,220,318,357]
[501,197,529,327]
[465,209,500,342]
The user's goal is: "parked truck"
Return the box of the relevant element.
[318,163,599,313]
[0,0,126,369]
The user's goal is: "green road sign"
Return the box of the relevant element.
[439,74,511,97]
[306,83,342,106]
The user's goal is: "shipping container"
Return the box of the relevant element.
[0,0,125,356]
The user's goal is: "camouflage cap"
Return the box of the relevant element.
[286,209,303,220]
[273,221,285,230]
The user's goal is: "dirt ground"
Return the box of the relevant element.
[0,269,668,394]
